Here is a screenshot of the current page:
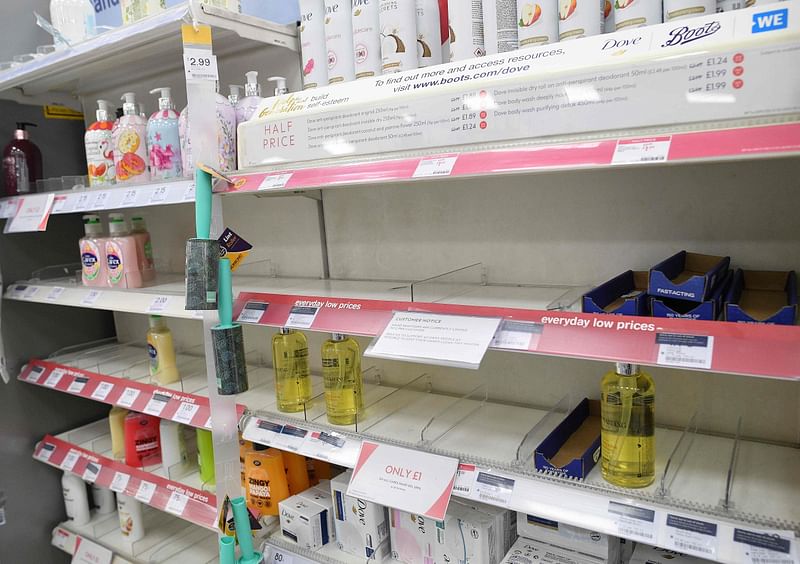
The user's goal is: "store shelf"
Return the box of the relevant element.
[17,341,250,429]
[0,179,194,220]
[34,419,217,530]
[52,507,218,563]
[0,4,297,99]
[240,378,800,564]
[261,534,378,564]
[219,120,800,198]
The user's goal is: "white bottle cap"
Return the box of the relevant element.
[83,214,103,236]
[149,87,173,111]
[267,76,288,97]
[228,84,243,105]
[244,71,261,97]
[96,100,112,122]
[108,213,130,235]
[120,92,137,116]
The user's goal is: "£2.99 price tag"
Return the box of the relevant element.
[184,49,219,82]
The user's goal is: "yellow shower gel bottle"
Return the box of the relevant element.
[272,328,312,413]
[601,363,655,488]
[321,333,363,425]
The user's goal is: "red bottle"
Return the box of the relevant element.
[124,412,162,468]
[2,122,43,196]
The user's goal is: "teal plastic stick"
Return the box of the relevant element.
[218,258,233,328]
[219,535,235,564]
[231,496,255,561]
[195,168,213,239]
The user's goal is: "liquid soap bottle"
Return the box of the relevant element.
[235,71,264,123]
[79,214,108,287]
[3,122,42,195]
[85,100,115,187]
[322,333,364,425]
[272,328,313,413]
[113,93,149,185]
[146,87,182,180]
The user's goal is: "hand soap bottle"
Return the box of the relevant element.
[601,363,655,488]
[80,214,108,287]
[147,315,180,385]
[130,216,155,281]
[113,92,149,185]
[272,328,313,413]
[216,85,237,171]
[235,71,263,123]
[178,106,193,174]
[105,213,143,289]
[322,333,364,425]
[2,122,42,196]
[124,411,161,468]
[146,87,183,180]
[85,100,115,187]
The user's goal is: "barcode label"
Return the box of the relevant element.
[453,464,476,496]
[609,501,657,542]
[656,333,714,370]
[612,137,671,165]
[472,472,514,507]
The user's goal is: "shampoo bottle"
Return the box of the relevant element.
[109,406,128,460]
[352,0,381,79]
[517,0,559,46]
[324,0,357,83]
[235,71,264,123]
[601,363,655,488]
[62,471,91,526]
[299,0,329,89]
[106,213,143,289]
[283,451,311,494]
[91,484,116,514]
[85,100,116,186]
[146,87,183,180]
[113,93,149,185]
[130,216,155,281]
[117,494,144,542]
[244,447,290,516]
[124,411,161,468]
[147,315,180,385]
[159,419,188,471]
[272,328,313,413]
[197,428,216,486]
[416,0,444,66]
[322,333,364,425]
[2,122,42,196]
[379,0,418,73]
[80,214,108,287]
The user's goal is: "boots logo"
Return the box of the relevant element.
[662,21,721,47]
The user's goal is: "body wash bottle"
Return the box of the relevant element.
[197,428,215,486]
[601,363,655,488]
[113,93,149,185]
[159,419,188,471]
[106,213,143,289]
[85,100,115,186]
[147,315,180,385]
[146,87,183,180]
[117,494,144,542]
[272,328,313,413]
[62,471,91,526]
[322,333,364,425]
[80,215,108,287]
[131,216,155,281]
[124,411,161,468]
[236,71,263,123]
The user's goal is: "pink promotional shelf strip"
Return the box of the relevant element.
[233,291,800,380]
[218,123,800,194]
[33,436,217,530]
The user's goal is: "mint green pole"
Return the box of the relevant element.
[231,496,258,563]
[219,535,235,564]
[218,257,233,328]
[195,168,213,239]
[185,167,218,310]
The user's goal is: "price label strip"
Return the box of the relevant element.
[135,481,157,504]
[67,376,89,394]
[74,192,92,211]
[183,183,196,201]
[150,185,169,203]
[143,392,171,417]
[147,296,171,313]
[26,365,45,383]
[733,528,796,564]
[90,191,110,210]
[453,463,477,496]
[237,301,269,324]
[663,514,718,558]
[110,472,130,493]
[23,286,40,299]
[82,462,101,483]
[38,442,56,462]
[255,420,285,446]
[656,333,714,370]
[277,425,308,451]
[120,188,138,207]
[91,381,115,401]
[472,471,515,507]
[491,320,543,351]
[45,286,65,301]
[117,387,141,408]
[612,136,672,165]
[81,289,103,306]
[258,173,293,191]
[413,156,458,178]
[285,305,320,329]
[173,401,201,425]
[165,491,189,515]
[43,368,66,388]
[608,501,657,543]
[61,449,82,472]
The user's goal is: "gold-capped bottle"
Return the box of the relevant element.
[321,333,364,425]
[272,328,312,412]
[601,363,655,488]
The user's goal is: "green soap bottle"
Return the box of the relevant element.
[321,333,364,425]
[196,428,215,486]
[272,328,313,413]
[601,363,655,488]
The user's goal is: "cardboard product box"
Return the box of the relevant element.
[278,494,331,550]
[651,270,732,321]
[453,498,517,561]
[583,271,650,316]
[438,501,501,564]
[535,399,601,479]
[330,471,391,562]
[629,544,708,564]
[648,252,730,304]
[517,513,620,562]
[389,508,444,564]
[725,269,798,325]
[298,487,335,543]
[501,537,607,564]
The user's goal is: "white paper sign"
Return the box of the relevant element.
[5,193,55,233]
[663,513,718,558]
[90,191,110,210]
[81,290,103,306]
[110,472,130,493]
[183,183,196,201]
[120,188,138,207]
[183,50,219,82]
[38,443,56,462]
[413,156,458,178]
[150,185,168,203]
[82,462,101,483]
[656,334,714,370]
[45,287,66,301]
[67,377,89,394]
[733,528,797,564]
[44,368,66,388]
[236,301,268,324]
[453,463,477,496]
[135,480,156,504]
[22,286,40,299]
[143,393,170,417]
[91,381,114,401]
[268,548,297,564]
[73,192,91,212]
[608,501,658,543]
[472,471,515,507]
[347,441,458,520]
[165,491,189,515]
[173,402,200,425]
[61,449,81,472]
[258,173,293,190]
[367,312,502,368]
[612,136,671,165]
[285,305,320,329]
[117,387,141,408]
[72,537,113,564]
[51,196,68,214]
[26,365,45,383]
[147,296,171,313]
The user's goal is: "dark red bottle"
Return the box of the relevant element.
[3,122,43,196]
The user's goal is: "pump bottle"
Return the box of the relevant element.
[130,216,155,281]
[3,122,42,196]
[113,92,149,185]
[85,100,115,186]
[61,471,91,526]
[80,214,108,287]
[147,315,180,385]
[235,71,264,123]
[322,333,364,425]
[272,328,313,413]
[146,87,183,180]
[105,213,143,289]
[217,85,237,171]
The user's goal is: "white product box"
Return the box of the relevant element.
[517,513,620,562]
[389,508,444,564]
[298,487,335,543]
[629,544,707,564]
[238,2,800,168]
[330,471,391,561]
[278,495,332,550]
[438,501,501,564]
[501,537,607,564]
[454,498,517,561]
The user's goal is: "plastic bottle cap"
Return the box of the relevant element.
[615,363,639,376]
[244,71,261,97]
[131,216,147,232]
[108,213,130,235]
[14,122,37,139]
[330,333,346,342]
[120,92,137,116]
[149,87,173,110]
[228,84,243,104]
[267,76,288,97]
[279,327,293,335]
[83,214,103,236]
[96,100,112,122]
[149,315,166,329]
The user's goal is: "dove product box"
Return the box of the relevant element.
[331,471,391,561]
[501,537,607,564]
[583,270,650,316]
[389,508,444,564]
[629,544,707,564]
[517,513,620,562]
[278,494,331,550]
[298,486,335,543]
[438,501,502,564]
[648,251,730,303]
[453,498,517,560]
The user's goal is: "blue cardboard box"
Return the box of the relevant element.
[651,270,732,321]
[725,270,797,325]
[535,398,600,480]
[648,251,730,303]
[583,270,649,316]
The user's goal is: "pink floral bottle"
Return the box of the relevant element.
[146,87,182,180]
